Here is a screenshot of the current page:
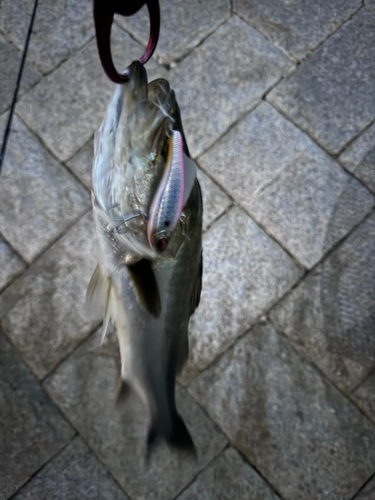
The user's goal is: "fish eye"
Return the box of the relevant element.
[156,238,168,252]
[165,220,170,227]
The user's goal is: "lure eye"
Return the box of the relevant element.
[156,238,168,252]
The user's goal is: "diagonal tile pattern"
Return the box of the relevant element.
[180,206,302,384]
[177,448,280,500]
[0,213,99,379]
[351,370,375,424]
[168,15,294,159]
[13,437,129,500]
[0,236,25,292]
[199,102,374,269]
[116,0,230,65]
[340,122,375,193]
[189,322,375,500]
[1,1,375,499]
[0,115,90,263]
[0,0,94,74]
[267,8,375,155]
[234,0,361,60]
[0,33,41,115]
[0,330,74,500]
[270,214,375,393]
[353,476,375,500]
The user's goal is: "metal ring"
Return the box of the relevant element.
[93,0,160,84]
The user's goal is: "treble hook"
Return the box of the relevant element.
[93,0,160,84]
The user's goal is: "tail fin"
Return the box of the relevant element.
[147,412,196,458]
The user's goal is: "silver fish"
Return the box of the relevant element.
[86,61,203,455]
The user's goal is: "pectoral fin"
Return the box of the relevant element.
[85,264,111,320]
[127,259,161,318]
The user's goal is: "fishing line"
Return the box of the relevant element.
[0,0,39,174]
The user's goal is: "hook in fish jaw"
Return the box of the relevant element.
[106,204,145,234]
[106,203,123,221]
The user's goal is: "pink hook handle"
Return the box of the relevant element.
[93,0,160,83]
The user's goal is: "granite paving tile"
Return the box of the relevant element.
[0,0,94,74]
[189,321,375,500]
[0,34,41,115]
[0,330,74,500]
[16,26,166,163]
[44,330,227,500]
[340,122,375,193]
[351,370,375,423]
[234,0,361,60]
[0,212,99,380]
[169,16,294,159]
[177,448,279,500]
[66,138,93,189]
[353,476,375,500]
[267,8,375,155]
[0,236,25,293]
[270,213,375,393]
[197,169,231,231]
[0,114,90,263]
[116,0,230,65]
[179,206,303,384]
[13,436,129,500]
[366,0,375,9]
[200,102,374,269]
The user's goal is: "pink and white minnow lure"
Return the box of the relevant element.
[147,130,189,251]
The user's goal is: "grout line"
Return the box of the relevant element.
[14,113,91,195]
[349,365,375,396]
[7,433,79,499]
[234,11,298,64]
[0,0,39,173]
[40,326,101,384]
[197,154,306,270]
[42,378,134,500]
[64,133,94,164]
[172,445,230,500]
[193,62,299,164]
[269,319,375,429]
[337,117,375,159]
[265,99,375,198]
[194,100,262,161]
[31,34,97,78]
[236,449,288,500]
[202,203,233,234]
[264,207,375,314]
[236,1,364,66]
[0,230,28,267]
[349,469,375,500]
[0,207,92,303]
[185,207,374,398]
[297,1,364,65]
[14,32,96,103]
[114,12,232,69]
[185,379,288,500]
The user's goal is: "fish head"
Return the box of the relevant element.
[92,61,187,261]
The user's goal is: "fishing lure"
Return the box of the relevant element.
[147,130,197,251]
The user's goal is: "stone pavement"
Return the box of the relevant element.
[0,0,374,498]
